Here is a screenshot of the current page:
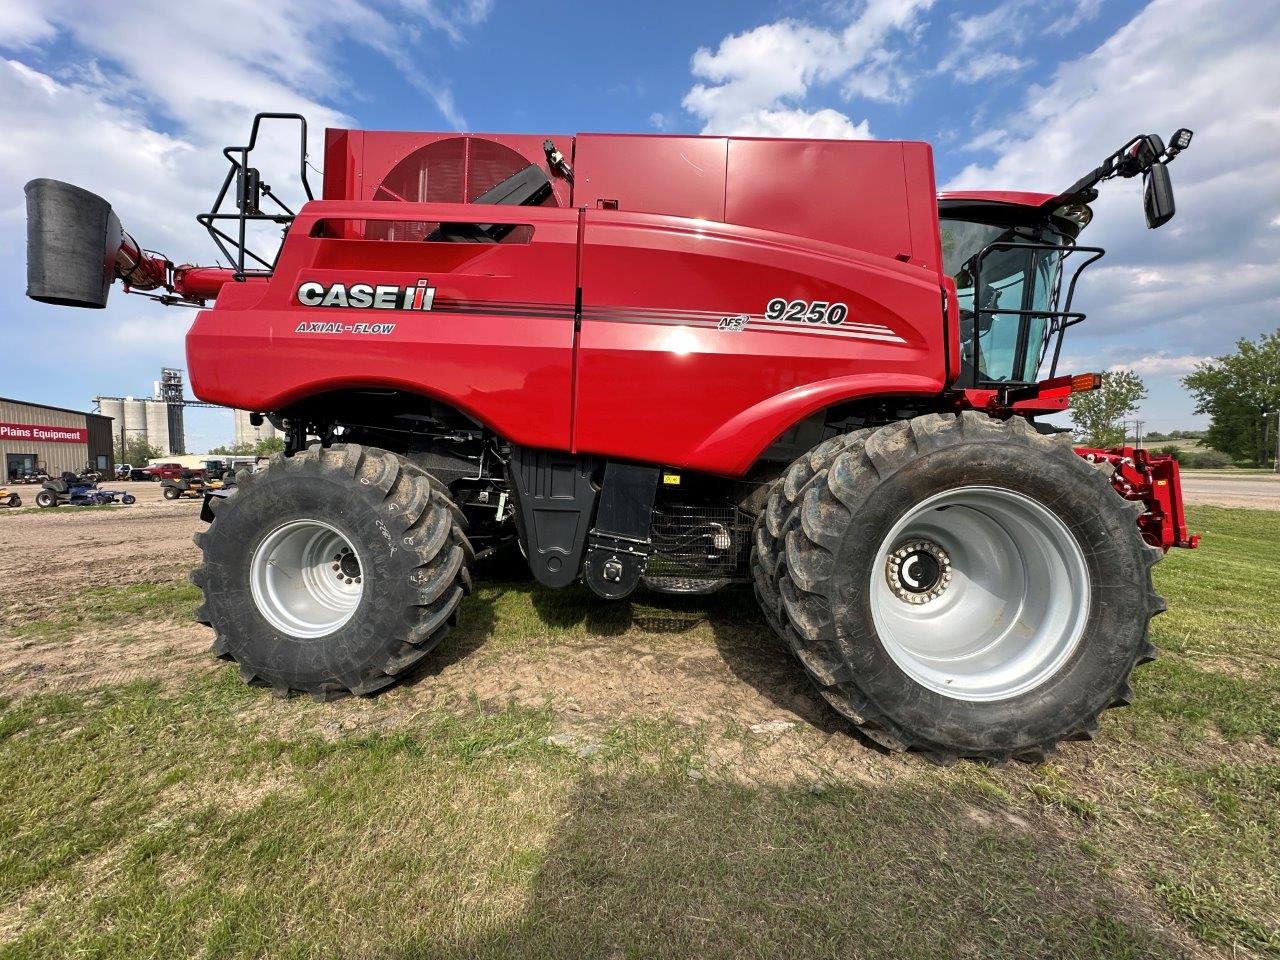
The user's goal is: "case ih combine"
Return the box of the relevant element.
[26,116,1198,761]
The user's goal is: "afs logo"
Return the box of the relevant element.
[296,278,436,311]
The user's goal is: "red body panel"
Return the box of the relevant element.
[187,132,955,475]
[575,212,944,473]
[189,201,580,451]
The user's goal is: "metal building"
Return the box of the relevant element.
[0,397,114,481]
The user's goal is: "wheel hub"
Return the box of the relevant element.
[885,539,952,604]
[334,547,362,584]
[250,519,364,639]
[869,486,1090,703]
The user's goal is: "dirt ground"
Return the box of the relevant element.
[1,480,203,597]
[0,482,1274,797]
[3,488,1278,958]
[0,486,895,787]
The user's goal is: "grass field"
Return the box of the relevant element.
[1,506,1277,959]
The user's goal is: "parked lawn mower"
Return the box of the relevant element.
[35,473,136,508]
[161,475,210,500]
[0,487,21,508]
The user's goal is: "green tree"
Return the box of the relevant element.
[254,436,285,456]
[209,442,256,457]
[117,436,163,466]
[1069,370,1147,447]
[1183,330,1280,467]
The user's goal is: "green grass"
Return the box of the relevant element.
[11,582,201,643]
[0,506,1277,958]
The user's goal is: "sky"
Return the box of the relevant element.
[0,0,1275,450]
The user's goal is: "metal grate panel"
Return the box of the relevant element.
[646,503,753,579]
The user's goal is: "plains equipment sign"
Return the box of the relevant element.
[0,422,88,443]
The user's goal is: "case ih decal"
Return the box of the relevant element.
[296,278,436,311]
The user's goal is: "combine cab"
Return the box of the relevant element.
[25,116,1197,761]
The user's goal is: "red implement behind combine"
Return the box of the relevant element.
[25,116,1196,761]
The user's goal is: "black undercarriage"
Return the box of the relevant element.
[274,388,936,597]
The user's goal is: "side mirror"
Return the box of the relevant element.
[1131,134,1166,169]
[1143,162,1175,229]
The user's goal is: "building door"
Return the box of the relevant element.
[6,453,35,481]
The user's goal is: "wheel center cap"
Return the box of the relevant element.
[886,539,952,605]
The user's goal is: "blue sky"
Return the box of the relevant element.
[1,0,1276,449]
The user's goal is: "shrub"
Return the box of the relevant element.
[1178,449,1233,469]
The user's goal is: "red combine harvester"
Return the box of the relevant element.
[25,116,1198,761]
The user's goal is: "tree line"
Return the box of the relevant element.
[1070,328,1279,468]
[116,435,285,465]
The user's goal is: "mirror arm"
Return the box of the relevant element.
[1046,128,1192,209]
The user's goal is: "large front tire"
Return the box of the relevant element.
[774,412,1164,762]
[191,444,472,699]
[751,429,872,638]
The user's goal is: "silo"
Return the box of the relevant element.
[234,409,279,447]
[123,398,148,445]
[145,401,171,456]
[233,409,253,448]
[98,398,125,460]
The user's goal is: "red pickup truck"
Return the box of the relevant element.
[144,463,204,481]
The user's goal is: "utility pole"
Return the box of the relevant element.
[1265,411,1280,472]
[1119,419,1145,446]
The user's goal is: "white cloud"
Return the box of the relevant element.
[1047,0,1102,34]
[945,0,1280,415]
[963,127,1010,152]
[0,0,490,445]
[937,1,1034,83]
[681,1,934,137]
[0,0,52,46]
[952,53,1031,84]
[938,0,1104,84]
[717,108,872,140]
[1108,354,1210,376]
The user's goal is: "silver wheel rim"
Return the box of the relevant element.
[250,519,364,639]
[869,486,1089,702]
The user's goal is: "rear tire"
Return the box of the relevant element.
[769,412,1164,762]
[191,443,473,699]
[751,429,872,639]
[163,486,180,500]
[35,490,57,508]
